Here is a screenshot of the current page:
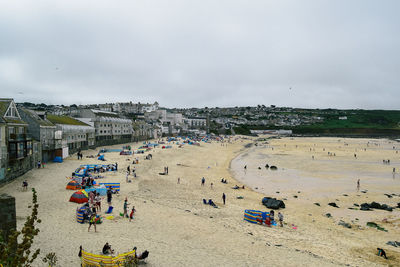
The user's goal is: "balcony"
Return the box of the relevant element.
[9,133,32,142]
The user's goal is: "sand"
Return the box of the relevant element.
[1,136,399,266]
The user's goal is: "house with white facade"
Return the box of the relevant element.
[79,109,133,146]
[47,114,95,156]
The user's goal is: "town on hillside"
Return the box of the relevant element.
[2,98,400,182]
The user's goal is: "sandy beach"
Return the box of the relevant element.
[1,136,399,266]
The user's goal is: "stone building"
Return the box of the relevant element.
[0,98,41,182]
[18,108,63,163]
[47,114,95,156]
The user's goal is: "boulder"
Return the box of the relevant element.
[325,213,332,218]
[360,202,393,211]
[386,241,400,247]
[370,202,382,209]
[262,197,285,209]
[338,220,351,229]
[381,204,393,212]
[270,166,278,170]
[360,203,371,210]
[328,202,339,208]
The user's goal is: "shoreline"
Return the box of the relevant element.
[1,136,399,266]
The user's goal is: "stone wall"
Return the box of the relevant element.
[0,193,16,242]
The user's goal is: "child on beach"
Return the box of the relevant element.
[88,213,97,232]
[123,198,129,218]
[129,206,136,222]
[278,212,284,227]
[22,180,28,191]
[95,193,101,212]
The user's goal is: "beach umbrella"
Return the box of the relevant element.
[69,190,89,203]
[66,180,81,190]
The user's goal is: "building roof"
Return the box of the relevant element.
[19,108,55,127]
[91,109,120,118]
[0,98,27,124]
[47,114,90,126]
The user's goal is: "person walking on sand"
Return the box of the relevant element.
[123,198,129,218]
[129,206,136,222]
[357,179,360,191]
[126,171,129,183]
[88,213,97,232]
[177,177,180,184]
[222,193,226,205]
[201,177,205,186]
[95,193,101,212]
[107,188,112,206]
[278,212,284,227]
[22,180,28,191]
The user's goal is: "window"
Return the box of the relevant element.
[9,143,17,159]
[18,127,24,134]
[17,142,24,158]
[5,105,18,117]
[8,127,15,137]
[27,141,32,155]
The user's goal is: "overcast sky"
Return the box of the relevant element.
[0,0,399,109]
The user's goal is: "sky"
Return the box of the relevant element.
[0,0,399,109]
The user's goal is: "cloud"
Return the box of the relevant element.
[0,0,399,109]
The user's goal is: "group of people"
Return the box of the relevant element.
[257,210,284,227]
[99,243,149,260]
[123,198,136,221]
[126,165,137,182]
[77,151,83,160]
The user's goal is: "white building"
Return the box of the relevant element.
[79,109,133,145]
[184,117,207,128]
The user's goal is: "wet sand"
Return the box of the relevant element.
[1,136,399,266]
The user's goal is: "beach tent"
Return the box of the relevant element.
[69,190,89,203]
[74,166,87,177]
[81,249,136,266]
[66,181,81,190]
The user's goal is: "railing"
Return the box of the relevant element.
[9,133,31,141]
